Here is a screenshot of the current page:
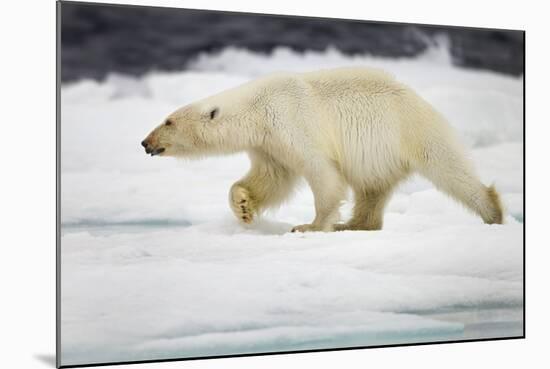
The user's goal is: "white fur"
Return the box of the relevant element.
[143,67,503,232]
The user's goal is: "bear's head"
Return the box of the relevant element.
[141,94,264,158]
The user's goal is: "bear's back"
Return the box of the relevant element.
[300,67,402,97]
[302,66,395,82]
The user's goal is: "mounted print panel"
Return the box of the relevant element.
[57,1,524,367]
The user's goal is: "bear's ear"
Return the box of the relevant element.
[209,107,219,120]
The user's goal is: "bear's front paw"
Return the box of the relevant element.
[230,185,257,224]
[291,223,333,233]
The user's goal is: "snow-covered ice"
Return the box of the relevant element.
[60,46,523,366]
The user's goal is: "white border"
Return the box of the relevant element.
[2,1,548,368]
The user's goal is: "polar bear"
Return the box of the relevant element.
[141,67,503,232]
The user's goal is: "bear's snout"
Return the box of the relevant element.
[141,138,165,156]
[141,139,152,154]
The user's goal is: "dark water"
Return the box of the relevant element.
[61,219,192,236]
[59,2,524,82]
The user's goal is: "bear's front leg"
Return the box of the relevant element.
[229,150,298,225]
[229,184,258,224]
[291,160,347,232]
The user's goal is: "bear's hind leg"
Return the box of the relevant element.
[415,146,504,224]
[334,187,393,231]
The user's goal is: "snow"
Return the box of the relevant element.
[60,46,523,366]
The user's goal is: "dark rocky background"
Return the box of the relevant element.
[60,1,524,82]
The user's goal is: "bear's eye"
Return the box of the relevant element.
[210,108,219,120]
[165,119,173,126]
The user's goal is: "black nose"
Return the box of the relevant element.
[141,140,148,148]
